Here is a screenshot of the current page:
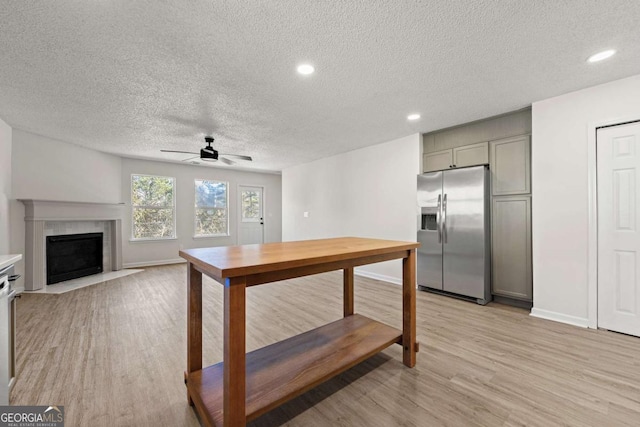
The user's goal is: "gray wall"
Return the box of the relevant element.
[8,129,282,272]
[9,130,124,284]
[120,158,282,267]
[531,73,640,327]
[282,133,420,284]
[423,108,531,152]
[0,117,11,255]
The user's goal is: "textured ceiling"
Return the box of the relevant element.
[1,1,639,172]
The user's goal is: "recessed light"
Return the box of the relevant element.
[407,114,421,121]
[587,49,616,63]
[297,64,315,75]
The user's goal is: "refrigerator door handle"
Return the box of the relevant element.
[437,194,442,243]
[442,193,448,243]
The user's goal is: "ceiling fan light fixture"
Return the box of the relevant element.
[160,136,251,166]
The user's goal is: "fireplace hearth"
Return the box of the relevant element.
[46,233,104,285]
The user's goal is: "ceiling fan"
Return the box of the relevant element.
[161,136,252,165]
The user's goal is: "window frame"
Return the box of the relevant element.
[130,173,177,242]
[193,178,230,238]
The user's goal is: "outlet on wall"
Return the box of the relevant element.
[303,211,309,218]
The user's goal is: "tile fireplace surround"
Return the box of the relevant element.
[19,199,125,291]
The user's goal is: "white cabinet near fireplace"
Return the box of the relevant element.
[0,254,21,406]
[19,200,125,291]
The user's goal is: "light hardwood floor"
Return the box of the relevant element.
[12,264,640,426]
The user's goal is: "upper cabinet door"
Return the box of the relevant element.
[423,149,453,173]
[453,141,489,168]
[490,135,531,195]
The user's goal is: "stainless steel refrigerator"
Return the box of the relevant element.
[417,165,491,305]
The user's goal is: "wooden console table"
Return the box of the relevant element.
[179,237,420,426]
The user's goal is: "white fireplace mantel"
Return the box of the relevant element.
[20,199,125,221]
[19,199,125,291]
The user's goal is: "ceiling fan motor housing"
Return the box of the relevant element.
[200,136,218,161]
[200,147,218,161]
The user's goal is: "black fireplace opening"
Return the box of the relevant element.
[46,232,103,285]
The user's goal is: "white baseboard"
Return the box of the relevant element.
[123,258,186,269]
[530,308,589,328]
[354,268,401,286]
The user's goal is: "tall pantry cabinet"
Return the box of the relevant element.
[422,109,533,306]
[489,135,532,302]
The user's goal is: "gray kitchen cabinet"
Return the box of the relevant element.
[423,142,488,172]
[490,135,531,195]
[423,149,453,172]
[422,111,533,308]
[453,141,488,168]
[491,195,532,301]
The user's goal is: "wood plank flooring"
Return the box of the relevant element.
[11,264,640,426]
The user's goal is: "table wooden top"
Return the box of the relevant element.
[179,237,419,279]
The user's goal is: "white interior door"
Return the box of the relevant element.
[597,121,640,336]
[238,185,264,245]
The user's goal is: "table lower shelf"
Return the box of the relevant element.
[186,313,402,426]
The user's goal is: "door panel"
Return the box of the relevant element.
[442,166,487,299]
[238,186,264,245]
[423,149,452,173]
[490,135,531,195]
[417,172,443,289]
[491,196,532,300]
[597,121,640,336]
[453,142,488,168]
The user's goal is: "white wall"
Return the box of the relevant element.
[12,130,122,202]
[0,117,11,255]
[121,158,282,267]
[9,130,123,286]
[9,131,282,271]
[282,133,421,284]
[531,73,640,326]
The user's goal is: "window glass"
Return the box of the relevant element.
[195,179,228,236]
[131,175,176,239]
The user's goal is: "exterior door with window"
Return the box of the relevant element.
[238,185,264,245]
[597,121,640,337]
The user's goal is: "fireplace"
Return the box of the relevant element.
[19,199,124,291]
[46,233,104,285]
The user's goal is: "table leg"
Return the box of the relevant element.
[343,267,354,317]
[187,262,202,405]
[402,249,417,367]
[224,277,246,426]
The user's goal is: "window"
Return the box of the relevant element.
[241,188,262,222]
[195,179,228,236]
[131,174,176,239]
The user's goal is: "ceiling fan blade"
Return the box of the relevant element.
[219,157,236,165]
[219,153,252,161]
[161,149,199,155]
[181,156,200,162]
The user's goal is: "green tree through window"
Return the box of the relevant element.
[241,190,260,220]
[195,179,228,236]
[131,175,175,239]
